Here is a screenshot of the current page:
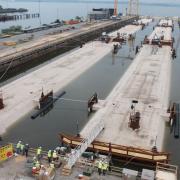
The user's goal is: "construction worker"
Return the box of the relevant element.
[50,161,55,169]
[37,146,42,160]
[47,150,52,163]
[33,157,37,166]
[35,160,41,170]
[20,143,25,155]
[16,141,21,154]
[24,144,29,157]
[52,150,57,161]
[102,161,108,176]
[98,160,102,175]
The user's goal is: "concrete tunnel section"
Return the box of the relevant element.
[0,19,151,135]
[81,19,173,151]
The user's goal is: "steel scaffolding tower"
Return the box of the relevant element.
[128,0,139,16]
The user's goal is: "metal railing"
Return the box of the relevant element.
[67,119,104,168]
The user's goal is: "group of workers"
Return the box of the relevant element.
[16,141,29,157]
[47,149,59,163]
[97,160,109,176]
[32,147,57,175]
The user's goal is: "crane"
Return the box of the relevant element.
[114,0,118,16]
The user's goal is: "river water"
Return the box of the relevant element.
[2,21,155,148]
[0,0,180,170]
[0,0,180,31]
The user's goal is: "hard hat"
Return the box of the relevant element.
[19,141,21,143]
[54,150,56,152]
[26,144,29,146]
[39,146,42,149]
[51,161,54,163]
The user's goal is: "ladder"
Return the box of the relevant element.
[66,119,104,169]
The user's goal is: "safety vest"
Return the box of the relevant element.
[16,142,21,148]
[20,144,24,150]
[102,163,106,170]
[35,161,40,169]
[98,162,102,169]
[37,148,41,155]
[48,150,52,158]
[52,152,57,158]
[50,163,55,169]
[103,163,108,170]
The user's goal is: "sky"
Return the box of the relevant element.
[3,0,180,5]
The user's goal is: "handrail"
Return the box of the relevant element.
[60,133,169,163]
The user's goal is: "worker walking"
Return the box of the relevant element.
[36,147,42,160]
[47,150,52,163]
[52,150,57,161]
[24,144,29,157]
[20,143,25,155]
[16,141,21,154]
[98,160,102,175]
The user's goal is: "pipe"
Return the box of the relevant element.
[31,91,66,119]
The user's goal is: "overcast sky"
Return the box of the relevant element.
[79,0,180,4]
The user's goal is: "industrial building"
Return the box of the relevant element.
[88,8,114,20]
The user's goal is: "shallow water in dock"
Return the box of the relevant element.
[164,23,180,168]
[1,22,155,150]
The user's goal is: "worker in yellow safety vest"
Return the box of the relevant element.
[52,150,57,161]
[35,161,41,170]
[102,162,108,176]
[98,160,102,175]
[16,141,21,154]
[50,161,55,169]
[33,157,37,166]
[36,147,42,160]
[47,150,52,163]
[20,143,25,155]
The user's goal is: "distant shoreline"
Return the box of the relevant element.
[14,0,180,8]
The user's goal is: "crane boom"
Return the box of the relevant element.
[114,0,118,16]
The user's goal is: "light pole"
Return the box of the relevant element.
[38,0,42,26]
[76,119,80,137]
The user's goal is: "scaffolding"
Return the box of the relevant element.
[128,0,139,16]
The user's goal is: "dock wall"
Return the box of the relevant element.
[0,16,138,75]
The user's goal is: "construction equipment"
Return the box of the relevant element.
[156,163,178,180]
[0,91,4,110]
[128,0,139,16]
[64,117,104,170]
[31,90,66,119]
[129,100,140,130]
[114,0,118,16]
[88,93,98,114]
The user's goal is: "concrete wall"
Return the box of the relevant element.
[0,17,138,75]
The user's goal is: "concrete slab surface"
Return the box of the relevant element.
[0,21,143,135]
[148,27,172,41]
[81,26,172,151]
